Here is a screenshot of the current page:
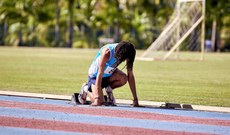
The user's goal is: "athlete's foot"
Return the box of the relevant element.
[105,86,116,106]
[78,83,88,104]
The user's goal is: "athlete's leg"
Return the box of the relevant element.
[109,69,128,89]
[104,69,127,105]
[87,91,94,103]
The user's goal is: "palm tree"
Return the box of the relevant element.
[0,0,52,46]
[0,0,27,46]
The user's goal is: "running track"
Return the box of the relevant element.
[0,95,230,135]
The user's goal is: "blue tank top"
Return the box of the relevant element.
[88,43,118,78]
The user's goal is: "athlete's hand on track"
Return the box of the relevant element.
[132,98,139,107]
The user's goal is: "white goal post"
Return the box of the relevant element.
[138,0,205,61]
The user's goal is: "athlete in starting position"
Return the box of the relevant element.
[78,41,139,106]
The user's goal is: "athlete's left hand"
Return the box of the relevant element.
[132,98,139,107]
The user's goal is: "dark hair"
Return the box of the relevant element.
[114,41,136,70]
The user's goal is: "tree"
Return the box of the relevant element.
[0,0,54,47]
[0,0,229,50]
[206,0,230,51]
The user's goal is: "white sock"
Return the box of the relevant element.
[106,86,112,92]
[83,85,88,92]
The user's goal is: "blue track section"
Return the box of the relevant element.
[112,105,230,120]
[0,126,93,135]
[0,95,71,106]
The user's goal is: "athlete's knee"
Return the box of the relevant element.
[120,73,127,86]
[110,70,127,87]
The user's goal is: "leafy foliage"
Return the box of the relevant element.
[0,0,229,50]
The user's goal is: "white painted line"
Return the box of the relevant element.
[0,90,70,100]
[192,105,230,113]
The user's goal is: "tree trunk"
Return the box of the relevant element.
[211,20,216,52]
[17,22,23,47]
[3,22,8,45]
[68,19,73,48]
[113,22,120,42]
[68,0,74,48]
[55,0,60,47]
[18,31,23,46]
[113,1,120,42]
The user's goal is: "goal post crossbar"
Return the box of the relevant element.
[179,0,203,2]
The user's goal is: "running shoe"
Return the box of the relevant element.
[78,83,88,104]
[105,86,116,106]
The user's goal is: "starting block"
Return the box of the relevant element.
[161,102,193,110]
[69,93,108,105]
[69,93,90,105]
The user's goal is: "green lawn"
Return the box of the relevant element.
[0,47,230,107]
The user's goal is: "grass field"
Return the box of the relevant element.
[0,47,230,107]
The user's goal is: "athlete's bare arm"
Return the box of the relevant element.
[127,63,139,107]
[91,48,110,105]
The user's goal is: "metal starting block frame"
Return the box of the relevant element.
[69,93,108,105]
[161,102,193,110]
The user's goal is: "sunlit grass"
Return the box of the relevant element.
[0,47,230,107]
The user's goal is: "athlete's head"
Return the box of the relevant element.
[115,41,136,70]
